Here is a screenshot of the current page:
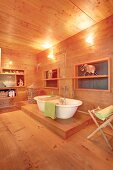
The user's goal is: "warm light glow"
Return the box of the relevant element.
[86,34,94,45]
[9,61,13,65]
[75,15,93,30]
[66,12,94,34]
[48,48,55,60]
[48,53,54,59]
[31,39,55,50]
[42,42,52,49]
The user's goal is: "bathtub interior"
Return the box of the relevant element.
[34,95,52,102]
[34,96,82,107]
[34,96,59,112]
[55,98,82,107]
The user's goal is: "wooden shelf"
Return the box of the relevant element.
[0,73,16,75]
[0,68,25,87]
[0,97,15,100]
[74,75,108,79]
[43,78,59,80]
[0,86,25,90]
[44,87,59,89]
[0,69,25,103]
[74,58,110,91]
[59,77,73,80]
[44,68,59,88]
[0,87,16,90]
[75,88,110,92]
[0,72,24,75]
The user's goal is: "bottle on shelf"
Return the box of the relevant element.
[8,90,15,97]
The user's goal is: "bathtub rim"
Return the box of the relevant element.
[34,95,82,107]
[34,95,52,103]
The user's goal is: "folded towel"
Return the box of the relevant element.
[44,102,56,119]
[95,105,113,121]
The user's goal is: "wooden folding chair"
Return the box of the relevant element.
[87,107,113,150]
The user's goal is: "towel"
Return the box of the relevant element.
[44,102,56,119]
[95,105,113,121]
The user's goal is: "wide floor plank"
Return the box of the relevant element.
[0,110,113,170]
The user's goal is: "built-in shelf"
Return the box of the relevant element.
[2,68,24,75]
[74,75,108,79]
[0,86,25,90]
[0,68,25,102]
[1,72,24,75]
[74,58,110,91]
[0,68,25,88]
[44,87,59,89]
[0,96,15,99]
[44,68,59,88]
[43,78,59,80]
[0,89,16,98]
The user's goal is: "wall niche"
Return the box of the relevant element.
[74,58,110,91]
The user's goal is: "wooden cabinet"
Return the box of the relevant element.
[74,58,110,91]
[44,68,59,89]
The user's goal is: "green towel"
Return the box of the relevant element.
[44,102,56,119]
[95,105,113,121]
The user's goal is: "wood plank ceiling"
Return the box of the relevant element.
[0,0,113,53]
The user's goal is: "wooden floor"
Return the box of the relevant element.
[0,109,113,170]
[0,106,19,113]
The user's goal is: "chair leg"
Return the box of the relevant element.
[87,120,109,139]
[87,126,113,150]
[100,129,113,150]
[87,109,113,150]
[87,127,101,139]
[109,122,113,130]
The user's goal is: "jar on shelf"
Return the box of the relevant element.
[47,70,52,78]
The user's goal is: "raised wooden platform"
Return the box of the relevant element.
[15,100,29,109]
[22,104,92,139]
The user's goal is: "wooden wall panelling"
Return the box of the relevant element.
[74,57,110,91]
[1,48,38,104]
[0,1,113,110]
[37,15,113,112]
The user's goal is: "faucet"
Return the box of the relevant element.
[60,85,69,104]
[60,98,65,105]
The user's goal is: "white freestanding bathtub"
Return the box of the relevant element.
[34,95,82,119]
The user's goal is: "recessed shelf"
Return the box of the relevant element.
[0,68,25,101]
[44,87,59,89]
[0,69,25,88]
[0,97,15,100]
[74,75,108,79]
[44,68,59,88]
[74,58,110,91]
[43,78,59,80]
